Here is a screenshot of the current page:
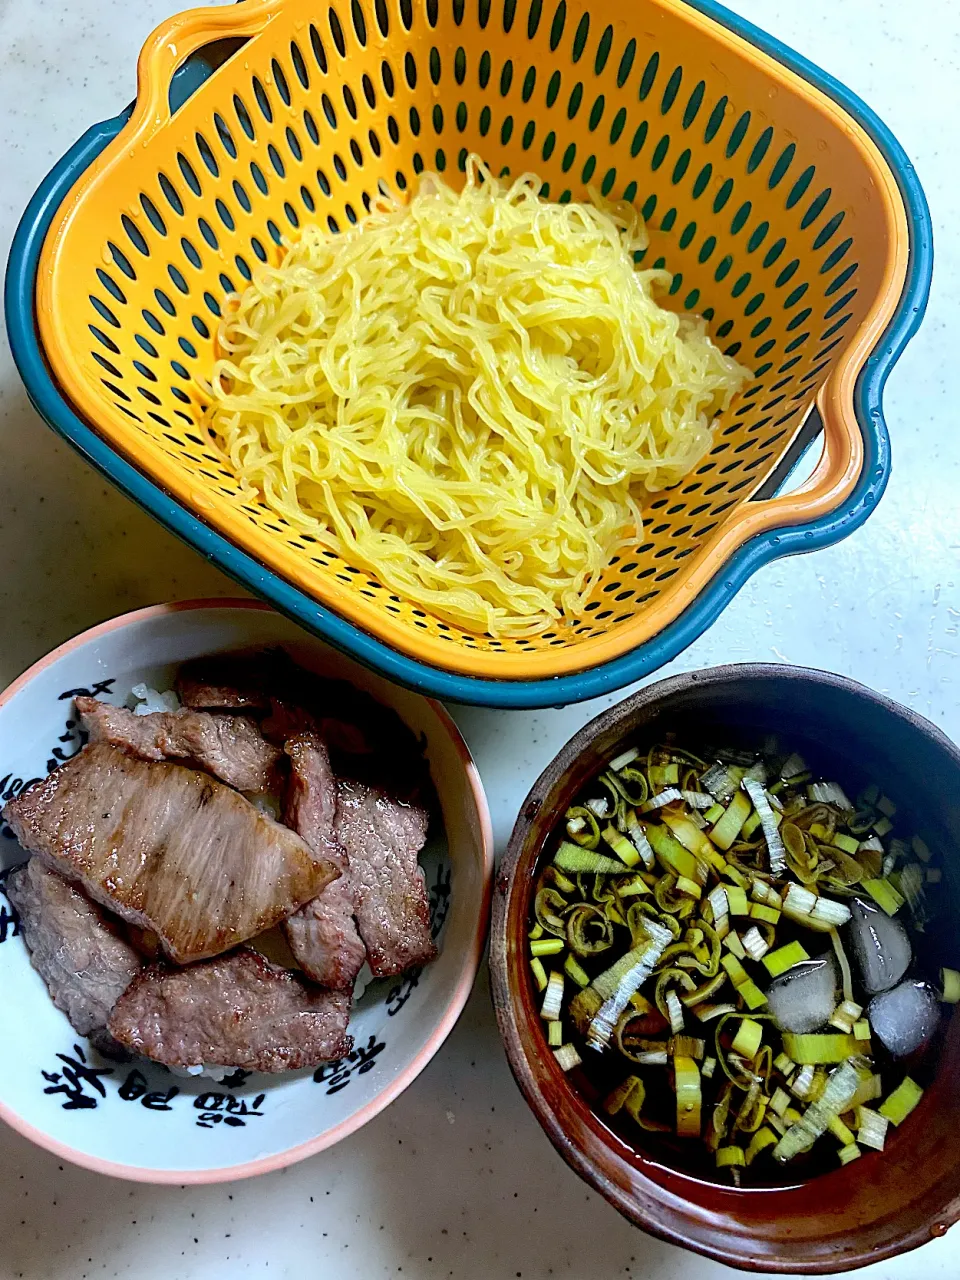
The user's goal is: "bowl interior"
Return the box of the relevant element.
[37,0,906,679]
[491,666,960,1272]
[0,602,491,1181]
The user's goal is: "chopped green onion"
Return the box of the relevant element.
[553,1043,582,1071]
[671,1035,706,1060]
[530,957,548,992]
[563,955,590,988]
[701,763,743,802]
[640,787,683,813]
[879,1078,924,1126]
[763,940,810,977]
[751,880,783,909]
[530,937,564,957]
[941,968,960,1004]
[829,1000,864,1035]
[782,882,852,931]
[646,824,703,883]
[745,1127,778,1165]
[691,1001,739,1023]
[838,1142,861,1165]
[780,754,807,781]
[703,802,725,824]
[809,781,854,810]
[624,811,655,868]
[723,932,747,960]
[828,1114,856,1146]
[790,1064,816,1101]
[770,1087,791,1117]
[741,927,769,963]
[547,1019,564,1047]
[830,927,855,1006]
[726,886,749,916]
[850,1070,883,1109]
[876,794,897,818]
[782,1033,861,1065]
[604,1075,642,1116]
[773,1052,796,1075]
[853,1019,872,1041]
[675,1055,702,1137]
[602,823,641,869]
[912,835,932,863]
[610,746,640,772]
[831,832,861,857]
[774,1062,860,1162]
[553,842,626,875]
[862,878,905,916]
[681,790,715,810]
[721,954,767,1011]
[855,1106,889,1151]
[743,778,787,875]
[731,1018,764,1060]
[665,990,685,1034]
[585,797,611,819]
[716,1145,745,1168]
[702,1055,717,1079]
[927,867,942,884]
[711,791,752,851]
[540,971,565,1021]
[873,816,893,838]
[749,903,781,926]
[586,920,673,1050]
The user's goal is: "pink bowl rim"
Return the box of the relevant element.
[0,597,495,1183]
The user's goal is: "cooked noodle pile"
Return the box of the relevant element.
[206,158,750,638]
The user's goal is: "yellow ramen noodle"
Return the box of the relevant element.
[207,158,750,638]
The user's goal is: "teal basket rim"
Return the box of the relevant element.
[4,0,932,710]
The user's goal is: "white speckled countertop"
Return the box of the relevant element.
[1,0,958,1276]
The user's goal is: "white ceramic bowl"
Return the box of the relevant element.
[0,600,493,1182]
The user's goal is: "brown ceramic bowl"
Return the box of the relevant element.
[490,664,960,1273]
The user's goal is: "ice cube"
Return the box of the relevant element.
[869,980,940,1058]
[766,957,839,1034]
[847,898,912,995]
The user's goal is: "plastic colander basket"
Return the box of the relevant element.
[29,0,927,703]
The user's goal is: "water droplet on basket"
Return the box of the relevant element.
[190,491,215,512]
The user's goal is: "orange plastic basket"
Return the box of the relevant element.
[36,0,913,685]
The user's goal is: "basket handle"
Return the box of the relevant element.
[744,375,868,532]
[132,0,279,129]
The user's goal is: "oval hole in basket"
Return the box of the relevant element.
[252,77,273,123]
[309,25,328,73]
[351,0,368,43]
[329,5,347,55]
[290,41,310,89]
[233,94,256,141]
[197,218,218,250]
[134,333,158,358]
[140,194,167,236]
[95,269,126,305]
[362,73,377,108]
[176,154,202,197]
[271,58,291,106]
[106,241,136,280]
[195,133,219,177]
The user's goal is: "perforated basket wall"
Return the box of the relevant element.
[37,0,910,680]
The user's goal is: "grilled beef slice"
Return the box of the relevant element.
[107,948,353,1070]
[5,858,142,1048]
[3,744,339,964]
[75,697,283,794]
[281,734,367,991]
[337,780,437,977]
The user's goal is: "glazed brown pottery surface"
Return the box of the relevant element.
[490,664,960,1273]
